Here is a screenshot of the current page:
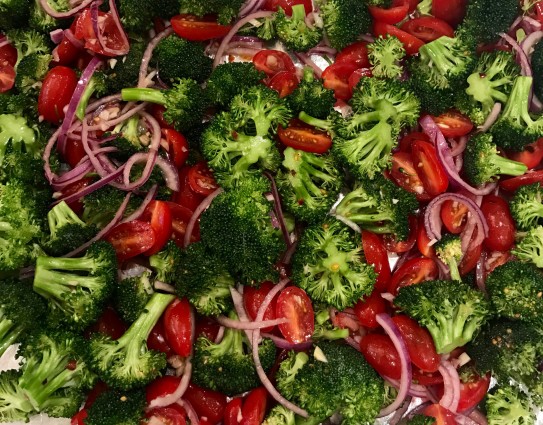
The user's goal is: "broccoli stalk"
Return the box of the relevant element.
[76,72,107,120]
[435,234,463,282]
[313,308,350,341]
[0,371,35,422]
[367,35,406,79]
[275,4,322,51]
[89,293,175,390]
[509,182,543,230]
[512,225,543,268]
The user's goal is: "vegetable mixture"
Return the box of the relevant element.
[0,0,542,423]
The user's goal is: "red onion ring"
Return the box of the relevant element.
[230,286,254,343]
[260,333,313,351]
[239,0,266,17]
[438,364,454,410]
[450,135,468,157]
[216,315,288,330]
[138,26,174,87]
[90,0,129,56]
[263,171,292,248]
[477,103,501,133]
[121,185,158,223]
[63,28,84,49]
[444,360,461,412]
[389,397,412,425]
[500,32,532,76]
[522,30,543,56]
[50,28,64,44]
[38,0,94,18]
[148,357,192,408]
[376,313,412,417]
[176,399,199,425]
[294,52,323,78]
[183,188,223,248]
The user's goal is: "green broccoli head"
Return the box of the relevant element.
[5,29,50,67]
[275,4,322,51]
[287,67,335,119]
[82,185,140,229]
[0,370,35,422]
[0,113,39,164]
[41,387,85,418]
[485,386,535,425]
[262,404,296,425]
[178,0,245,25]
[512,225,543,268]
[84,389,147,425]
[14,52,52,94]
[0,0,30,30]
[408,59,456,115]
[319,0,372,50]
[149,240,183,283]
[29,0,69,33]
[291,218,376,310]
[115,268,154,323]
[118,0,154,32]
[407,415,436,425]
[105,42,145,94]
[367,35,406,80]
[509,182,543,231]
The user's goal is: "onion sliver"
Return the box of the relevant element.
[148,358,192,408]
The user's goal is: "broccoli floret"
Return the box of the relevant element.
[287,67,335,119]
[0,370,35,422]
[121,78,206,132]
[82,185,139,229]
[0,113,39,163]
[394,279,491,354]
[148,240,183,283]
[512,225,543,268]
[5,29,50,67]
[276,147,343,224]
[509,182,543,231]
[154,35,212,84]
[76,71,108,120]
[29,0,69,33]
[89,292,174,390]
[275,4,322,51]
[485,386,535,425]
[103,115,148,162]
[455,51,520,126]
[333,175,418,241]
[33,241,117,330]
[200,176,286,284]
[291,218,376,310]
[84,389,146,425]
[118,0,153,32]
[367,35,406,79]
[40,387,86,418]
[14,53,52,94]
[115,268,154,323]
[0,0,30,30]
[206,62,266,108]
[319,0,372,50]
[434,234,463,281]
[18,329,95,413]
[277,341,384,424]
[178,0,245,25]
[105,42,145,94]
[312,307,350,341]
[262,405,296,425]
[416,0,432,15]
[485,261,543,323]
[192,312,276,396]
[174,242,235,316]
[490,76,543,152]
[464,133,527,186]
[43,201,98,256]
[0,92,37,119]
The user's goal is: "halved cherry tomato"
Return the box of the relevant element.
[278,119,332,153]
[432,111,473,137]
[244,282,278,333]
[382,215,418,254]
[458,235,483,275]
[140,201,173,256]
[335,41,370,68]
[411,140,449,197]
[171,14,232,41]
[457,372,491,412]
[146,375,182,404]
[390,151,431,201]
[105,220,156,261]
[0,39,17,67]
[85,306,127,340]
[417,215,435,258]
[163,298,192,357]
[392,315,440,372]
[223,397,242,425]
[0,61,15,93]
[500,169,543,192]
[253,50,296,77]
[360,334,402,380]
[322,62,359,100]
[398,131,431,153]
[162,129,189,169]
[480,195,515,252]
[432,0,467,27]
[63,138,87,169]
[401,17,454,42]
[38,66,78,123]
[423,404,456,425]
[347,68,373,94]
[440,199,468,234]
[195,316,221,341]
[485,250,511,276]
[151,104,175,130]
[172,166,205,211]
[240,387,268,425]
[71,409,87,425]
[354,289,388,329]
[74,8,129,56]
[413,368,444,385]
[146,377,189,424]
[361,230,391,292]
[166,201,200,247]
[266,70,299,98]
[52,32,83,66]
[275,286,315,344]
[184,383,227,425]
[263,0,312,15]
[373,21,425,55]
[508,138,543,169]
[388,257,439,295]
[369,0,409,25]
[148,320,174,356]
[62,177,94,214]
[187,162,219,196]
[146,406,186,425]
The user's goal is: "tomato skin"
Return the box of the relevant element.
[187,162,219,196]
[440,200,468,234]
[184,383,227,425]
[162,129,189,169]
[401,17,454,42]
[457,373,491,413]
[0,60,14,94]
[172,166,205,211]
[148,320,174,357]
[85,306,127,340]
[74,8,129,56]
[388,257,439,295]
[508,138,543,169]
[411,140,449,197]
[500,169,543,192]
[278,119,332,154]
[369,0,409,25]
[240,387,268,425]
[360,334,402,380]
[146,375,181,403]
[335,41,370,68]
[361,231,391,292]
[105,220,156,262]
[480,195,515,252]
[373,21,425,55]
[63,138,87,169]
[195,316,220,341]
[423,404,457,425]
[71,409,87,425]
[266,70,299,98]
[38,66,78,123]
[142,201,173,256]
[244,282,278,333]
[166,201,200,247]
[413,368,444,385]
[253,50,296,76]
[354,290,387,329]
[390,151,431,201]
[163,298,193,357]
[432,0,467,27]
[171,14,232,41]
[432,111,473,137]
[347,68,373,95]
[263,0,312,15]
[61,177,94,215]
[458,235,483,275]
[398,131,431,153]
[276,286,315,344]
[322,62,359,100]
[146,406,187,425]
[53,34,83,66]
[382,215,418,254]
[417,216,435,258]
[0,40,17,67]
[392,315,440,372]
[223,397,242,425]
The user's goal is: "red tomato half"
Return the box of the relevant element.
[276,286,315,344]
[390,151,430,201]
[0,60,14,93]
[335,41,370,68]
[322,62,359,100]
[142,201,173,256]
[171,14,232,41]
[411,140,448,197]
[508,138,543,169]
[166,201,200,247]
[187,162,219,196]
[146,375,182,404]
[148,320,174,356]
[263,0,312,15]
[457,373,491,413]
[401,17,454,42]
[53,34,83,66]
[240,387,268,425]
[361,230,391,292]
[360,334,402,379]
[432,111,473,137]
[500,169,543,192]
[85,306,127,340]
[63,138,86,169]
[38,66,78,123]
[0,40,17,67]
[74,8,129,56]
[172,166,205,211]
[253,50,296,76]
[266,70,299,98]
[105,220,156,261]
[223,398,242,425]
[373,21,425,55]
[388,257,439,295]
[162,128,189,169]
[423,404,456,425]
[398,131,431,153]
[417,216,435,258]
[163,298,192,357]
[441,199,469,234]
[184,383,227,425]
[278,119,332,153]
[244,282,278,333]
[354,290,387,329]
[480,195,515,252]
[369,0,409,25]
[71,409,87,425]
[458,235,483,275]
[432,0,467,27]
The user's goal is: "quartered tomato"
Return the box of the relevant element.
[53,27,83,66]
[401,17,455,42]
[278,119,332,153]
[163,298,192,357]
[223,398,242,425]
[253,50,296,76]
[184,383,227,425]
[411,140,448,197]
[388,257,439,295]
[266,70,299,97]
[146,406,186,425]
[85,306,127,340]
[63,138,87,169]
[263,0,312,15]
[369,0,409,25]
[480,195,515,252]
[105,220,156,262]
[423,404,457,425]
[432,111,473,137]
[172,166,205,212]
[171,14,232,41]
[354,290,388,329]
[361,230,391,292]
[322,62,359,100]
[244,281,278,333]
[335,41,370,68]
[398,131,430,153]
[0,38,17,67]
[148,320,174,356]
[390,151,430,201]
[142,201,173,256]
[360,334,402,379]
[276,286,315,344]
[187,162,219,196]
[417,216,435,258]
[162,129,189,169]
[38,66,78,123]
[441,199,469,234]
[458,235,483,275]
[373,21,425,55]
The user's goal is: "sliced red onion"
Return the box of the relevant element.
[359,34,376,43]
[138,27,174,87]
[90,0,129,56]
[344,336,360,350]
[154,280,175,293]
[521,30,543,57]
[217,315,287,330]
[54,159,93,184]
[213,11,275,68]
[122,151,158,190]
[63,28,84,49]
[184,188,223,248]
[420,115,498,195]
[294,52,323,78]
[438,364,454,409]
[154,156,180,191]
[450,135,468,157]
[477,103,501,133]
[0,38,9,49]
[239,0,266,17]
[176,399,199,425]
[81,120,112,179]
[444,360,461,412]
[50,28,64,44]
[308,44,337,57]
[381,292,395,302]
[121,185,157,223]
[376,313,412,417]
[38,0,94,18]
[86,102,147,132]
[467,409,488,425]
[149,358,192,408]
[224,46,262,59]
[500,32,532,76]
[388,396,412,425]
[261,333,313,351]
[230,286,254,343]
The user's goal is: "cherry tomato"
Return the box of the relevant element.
[0,40,17,67]
[195,316,220,341]
[508,138,543,169]
[440,200,468,234]
[266,70,299,98]
[411,140,449,197]
[85,306,127,340]
[347,68,373,95]
[458,235,483,275]
[423,404,457,425]
[275,286,315,344]
[263,0,312,15]
[141,200,173,256]
[38,66,78,123]
[223,397,242,425]
[71,409,87,425]
[278,119,332,153]
[63,138,87,169]
[354,290,388,329]
[382,215,418,254]
[361,230,391,292]
[151,104,175,130]
[360,334,402,380]
[105,220,156,262]
[253,50,296,77]
[162,129,189,169]
[480,195,515,252]
[457,372,491,412]
[146,375,182,403]
[392,315,440,372]
[146,406,187,425]
[62,177,94,214]
[431,0,467,27]
[163,298,192,357]
[398,131,431,153]
[390,151,430,201]
[244,282,278,333]
[373,21,425,55]
[485,250,511,276]
[53,33,83,66]
[148,320,174,356]
[171,14,232,41]
[187,162,219,196]
[500,169,543,192]
[240,387,268,425]
[74,8,129,56]
[417,215,435,258]
[335,41,370,68]
[322,62,359,100]
[0,61,15,93]
[173,166,205,211]
[388,257,439,295]
[401,17,454,42]
[413,368,444,385]
[166,201,200,247]
[184,383,227,425]
[369,0,409,25]
[432,111,473,137]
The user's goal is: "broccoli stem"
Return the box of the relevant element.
[0,319,22,355]
[121,88,167,106]
[34,268,105,298]
[501,76,534,127]
[448,260,461,282]
[76,78,99,121]
[492,154,528,176]
[419,37,460,76]
[298,111,332,131]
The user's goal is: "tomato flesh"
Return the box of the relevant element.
[38,66,78,124]
[105,220,156,262]
[480,195,515,252]
[163,298,192,357]
[401,17,455,42]
[361,230,391,292]
[171,14,232,41]
[276,286,315,344]
[360,333,402,380]
[253,49,296,76]
[278,119,332,154]
[244,281,278,333]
